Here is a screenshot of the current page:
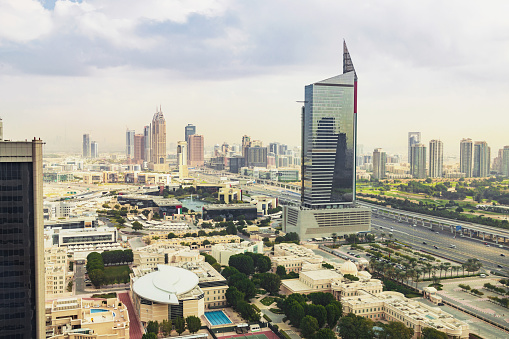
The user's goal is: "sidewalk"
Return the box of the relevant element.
[118,291,143,339]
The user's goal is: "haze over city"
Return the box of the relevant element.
[1,0,509,157]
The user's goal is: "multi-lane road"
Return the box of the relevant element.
[370,214,509,274]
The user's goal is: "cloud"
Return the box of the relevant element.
[0,0,52,44]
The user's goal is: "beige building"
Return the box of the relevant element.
[132,244,204,268]
[45,247,71,296]
[210,241,263,265]
[271,243,323,273]
[131,262,228,326]
[83,172,103,184]
[45,297,129,339]
[188,134,204,167]
[150,107,167,170]
[218,186,242,203]
[143,235,241,249]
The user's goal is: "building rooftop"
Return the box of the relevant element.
[203,204,257,210]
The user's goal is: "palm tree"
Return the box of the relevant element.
[414,268,422,289]
[438,263,446,278]
[332,233,337,245]
[461,263,466,276]
[381,233,386,241]
[406,269,414,285]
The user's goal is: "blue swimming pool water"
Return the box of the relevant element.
[91,309,108,314]
[205,311,232,325]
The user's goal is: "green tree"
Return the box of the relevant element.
[167,232,177,239]
[306,304,327,328]
[229,254,255,275]
[421,327,448,339]
[226,222,237,235]
[186,316,201,334]
[259,273,281,295]
[225,286,245,308]
[326,302,342,328]
[237,301,260,322]
[146,320,159,335]
[338,313,373,339]
[380,321,413,339]
[300,315,319,338]
[288,302,305,327]
[141,333,157,339]
[174,317,186,335]
[308,292,334,306]
[311,328,336,339]
[88,269,105,288]
[276,265,286,276]
[160,319,172,336]
[221,266,240,279]
[132,221,143,231]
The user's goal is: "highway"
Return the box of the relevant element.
[370,214,509,274]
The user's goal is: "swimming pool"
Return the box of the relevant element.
[205,311,232,326]
[91,309,108,314]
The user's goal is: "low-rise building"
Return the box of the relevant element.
[44,247,70,296]
[45,226,117,248]
[143,235,241,250]
[210,241,263,265]
[249,195,278,216]
[202,204,257,220]
[271,243,323,273]
[218,187,242,203]
[45,297,129,339]
[133,244,204,268]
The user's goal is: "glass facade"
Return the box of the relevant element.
[302,71,357,209]
[0,162,38,338]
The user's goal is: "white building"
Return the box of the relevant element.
[210,241,264,265]
[44,247,71,296]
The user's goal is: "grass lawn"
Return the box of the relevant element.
[104,265,130,278]
[260,296,275,306]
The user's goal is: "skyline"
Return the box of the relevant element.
[1,1,509,157]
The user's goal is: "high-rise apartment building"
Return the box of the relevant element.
[408,132,421,165]
[188,134,204,167]
[177,141,188,178]
[134,134,145,163]
[245,146,268,168]
[283,41,370,238]
[0,118,3,140]
[91,141,98,158]
[82,133,90,158]
[185,124,196,142]
[0,138,45,338]
[460,138,473,177]
[428,140,443,178]
[473,141,490,177]
[126,129,135,160]
[502,146,509,177]
[143,125,151,162]
[372,148,386,180]
[151,107,167,167]
[242,135,251,156]
[410,143,426,179]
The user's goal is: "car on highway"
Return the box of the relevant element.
[501,254,505,257]
[422,241,427,245]
[435,232,439,234]
[497,265,503,268]
[449,244,456,248]
[434,245,439,249]
[486,244,490,247]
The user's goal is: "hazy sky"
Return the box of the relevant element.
[1,0,508,160]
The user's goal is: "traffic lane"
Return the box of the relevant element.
[75,262,85,294]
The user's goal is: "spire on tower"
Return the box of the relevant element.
[343,40,357,80]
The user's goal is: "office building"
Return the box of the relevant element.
[211,241,263,265]
[177,141,188,178]
[0,117,3,140]
[283,41,371,239]
[143,125,151,162]
[0,139,45,338]
[473,141,490,177]
[410,143,426,179]
[245,146,268,168]
[408,132,421,165]
[150,107,167,170]
[429,139,443,178]
[82,133,90,158]
[372,148,386,180]
[188,134,204,167]
[90,141,98,158]
[502,146,509,177]
[242,135,251,156]
[185,124,196,142]
[125,129,135,160]
[228,155,245,173]
[460,138,473,177]
[134,134,145,163]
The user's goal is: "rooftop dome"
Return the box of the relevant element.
[132,265,199,304]
[340,260,358,277]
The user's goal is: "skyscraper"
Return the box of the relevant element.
[502,146,509,177]
[372,148,387,180]
[125,129,135,160]
[473,141,490,177]
[151,107,167,168]
[91,141,98,158]
[241,135,251,156]
[188,134,204,167]
[0,138,45,338]
[460,138,473,177]
[134,134,145,163]
[411,143,426,179]
[82,133,90,158]
[408,132,421,165]
[185,124,196,142]
[143,125,151,162]
[177,141,188,178]
[429,140,443,178]
[283,41,370,239]
[245,146,268,168]
[0,118,3,141]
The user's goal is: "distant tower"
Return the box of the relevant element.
[188,135,204,166]
[0,138,45,338]
[134,134,144,163]
[242,135,251,156]
[411,144,427,179]
[82,133,90,158]
[177,141,188,178]
[185,124,196,142]
[91,141,98,158]
[151,107,167,165]
[126,129,135,160]
[473,141,490,177]
[408,132,421,165]
[428,140,443,178]
[0,117,3,141]
[460,138,473,177]
[502,146,509,177]
[143,125,151,162]
[372,148,387,180]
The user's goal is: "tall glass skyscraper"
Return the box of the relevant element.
[82,133,90,158]
[408,132,421,165]
[185,124,196,142]
[301,41,357,209]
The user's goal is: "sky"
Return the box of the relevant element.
[1,0,508,160]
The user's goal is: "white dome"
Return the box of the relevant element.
[340,260,358,277]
